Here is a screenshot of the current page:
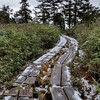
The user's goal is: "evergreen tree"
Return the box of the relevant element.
[73,0,78,25]
[35,0,100,29]
[63,0,100,28]
[34,0,51,24]
[79,1,100,23]
[35,0,65,29]
[63,0,74,29]
[73,0,100,25]
[54,12,65,29]
[15,0,32,23]
[50,0,64,25]
[0,5,12,23]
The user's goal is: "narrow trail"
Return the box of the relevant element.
[0,35,82,100]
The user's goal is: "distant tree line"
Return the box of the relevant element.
[0,0,100,29]
[35,0,100,29]
[0,0,32,24]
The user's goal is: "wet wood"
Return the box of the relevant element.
[0,91,3,99]
[15,76,26,83]
[29,70,40,77]
[18,97,34,100]
[25,66,33,70]
[46,52,56,57]
[58,53,69,64]
[33,54,47,64]
[63,86,75,100]
[21,70,31,77]
[19,87,33,97]
[57,36,67,47]
[62,66,70,86]
[50,63,61,85]
[36,65,41,70]
[13,82,22,87]
[24,77,36,84]
[50,46,62,54]
[50,87,68,100]
[3,96,17,100]
[4,88,18,96]
[65,50,73,64]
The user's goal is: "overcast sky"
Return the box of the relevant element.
[0,0,100,12]
[0,0,38,11]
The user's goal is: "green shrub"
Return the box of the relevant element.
[82,28,100,81]
[65,19,100,83]
[0,23,61,83]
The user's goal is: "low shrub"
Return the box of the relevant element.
[0,23,61,83]
[65,19,100,83]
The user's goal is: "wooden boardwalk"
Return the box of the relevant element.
[0,35,82,100]
[50,35,82,100]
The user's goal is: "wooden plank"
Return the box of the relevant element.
[45,52,56,57]
[50,63,61,85]
[15,76,26,83]
[25,66,33,70]
[50,46,62,54]
[33,60,43,65]
[4,88,18,96]
[18,97,34,100]
[36,65,41,70]
[63,86,75,100]
[33,54,47,64]
[65,49,73,64]
[50,87,68,100]
[21,69,32,76]
[13,82,22,87]
[3,96,17,100]
[61,66,71,86]
[63,86,82,100]
[57,36,67,47]
[0,91,3,99]
[28,65,40,76]
[45,55,53,61]
[58,53,69,64]
[29,69,40,77]
[24,77,36,84]
[19,87,33,97]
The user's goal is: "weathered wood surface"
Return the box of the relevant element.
[21,70,31,76]
[58,53,69,64]
[63,86,82,100]
[50,63,61,86]
[24,77,36,84]
[63,86,75,100]
[20,65,35,76]
[29,70,40,77]
[61,66,71,86]
[50,46,62,54]
[3,96,17,100]
[4,88,18,96]
[18,97,34,100]
[50,87,68,100]
[15,76,26,83]
[57,36,67,47]
[19,87,33,97]
[3,87,33,99]
[50,86,82,100]
[50,35,80,100]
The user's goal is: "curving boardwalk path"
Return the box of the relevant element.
[0,35,82,100]
[50,35,82,100]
